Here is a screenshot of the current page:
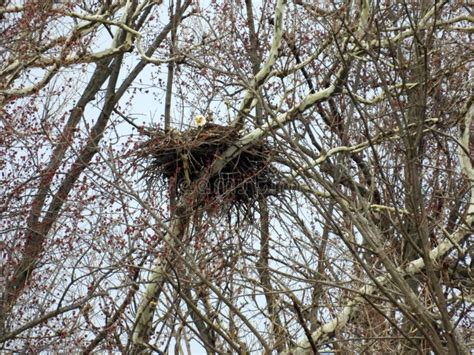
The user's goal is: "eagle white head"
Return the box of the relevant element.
[194,114,207,127]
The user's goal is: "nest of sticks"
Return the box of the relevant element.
[137,124,279,212]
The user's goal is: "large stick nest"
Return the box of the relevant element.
[136,124,280,210]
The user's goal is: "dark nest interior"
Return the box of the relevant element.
[136,124,280,213]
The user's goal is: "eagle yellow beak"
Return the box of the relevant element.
[195,115,207,127]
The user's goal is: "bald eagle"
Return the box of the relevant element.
[194,115,207,127]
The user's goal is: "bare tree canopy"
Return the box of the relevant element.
[1,0,472,353]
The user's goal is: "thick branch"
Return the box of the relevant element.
[232,0,287,128]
